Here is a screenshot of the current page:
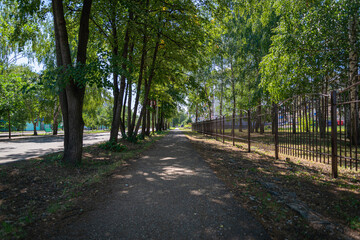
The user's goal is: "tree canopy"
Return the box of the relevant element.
[0,0,358,163]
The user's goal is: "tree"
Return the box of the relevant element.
[52,0,93,164]
[0,65,28,138]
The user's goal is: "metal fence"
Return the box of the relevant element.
[192,84,360,178]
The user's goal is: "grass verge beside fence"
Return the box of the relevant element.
[185,129,360,240]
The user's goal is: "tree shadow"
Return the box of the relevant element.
[51,130,269,240]
[187,131,360,239]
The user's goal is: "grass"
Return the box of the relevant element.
[185,130,360,239]
[0,131,168,239]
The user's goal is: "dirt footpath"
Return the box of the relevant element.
[51,130,269,239]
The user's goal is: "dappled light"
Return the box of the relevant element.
[1,0,358,238]
[51,130,268,239]
[159,157,176,161]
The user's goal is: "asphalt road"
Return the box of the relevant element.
[0,132,110,164]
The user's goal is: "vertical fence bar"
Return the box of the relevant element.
[248,109,251,152]
[274,103,279,159]
[331,91,338,178]
[191,88,359,173]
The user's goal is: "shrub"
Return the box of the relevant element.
[99,140,127,152]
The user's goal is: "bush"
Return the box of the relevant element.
[122,133,149,143]
[184,123,192,128]
[99,140,127,152]
[180,117,192,127]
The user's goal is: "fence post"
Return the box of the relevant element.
[222,116,225,143]
[331,91,338,178]
[248,109,251,152]
[273,103,279,160]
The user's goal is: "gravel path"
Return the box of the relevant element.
[53,130,269,240]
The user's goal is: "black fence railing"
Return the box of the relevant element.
[192,84,360,178]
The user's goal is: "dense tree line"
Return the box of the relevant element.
[188,0,359,142]
[1,0,219,164]
[1,0,358,164]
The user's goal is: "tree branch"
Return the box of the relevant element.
[89,16,109,39]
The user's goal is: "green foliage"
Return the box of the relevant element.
[259,0,360,101]
[181,117,192,126]
[0,220,26,239]
[99,140,127,152]
[82,86,112,129]
[349,216,360,230]
[122,133,146,144]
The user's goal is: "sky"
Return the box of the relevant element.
[15,56,44,73]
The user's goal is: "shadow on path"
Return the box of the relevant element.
[52,130,269,240]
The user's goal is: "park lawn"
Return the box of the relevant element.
[185,130,360,240]
[0,131,168,240]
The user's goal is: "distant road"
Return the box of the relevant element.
[0,132,110,164]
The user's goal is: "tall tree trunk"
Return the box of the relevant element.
[53,102,61,135]
[319,97,326,138]
[156,106,160,131]
[292,101,296,134]
[53,0,67,149]
[195,104,198,123]
[272,105,276,134]
[209,102,212,120]
[259,101,264,134]
[239,110,243,132]
[52,1,68,150]
[304,102,309,133]
[33,120,37,136]
[159,110,164,131]
[111,55,119,137]
[141,92,147,135]
[255,105,261,133]
[319,78,329,138]
[122,81,128,131]
[348,14,359,145]
[231,62,236,136]
[146,99,151,136]
[134,33,160,136]
[232,90,235,136]
[126,41,135,136]
[128,25,148,137]
[110,12,133,142]
[52,0,92,164]
[152,101,155,133]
